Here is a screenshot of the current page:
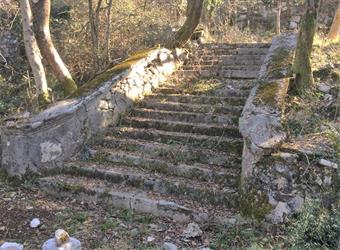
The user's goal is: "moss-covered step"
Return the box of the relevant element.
[107,127,243,153]
[137,100,244,115]
[130,108,238,125]
[99,136,241,167]
[39,174,239,224]
[44,164,239,207]
[222,70,260,79]
[145,94,247,106]
[121,117,241,137]
[85,147,240,186]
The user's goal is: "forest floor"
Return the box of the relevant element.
[0,175,286,250]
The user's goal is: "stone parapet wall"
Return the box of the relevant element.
[239,34,297,221]
[0,48,183,176]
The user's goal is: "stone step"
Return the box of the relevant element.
[58,163,238,206]
[146,94,247,106]
[176,69,218,79]
[181,65,218,71]
[199,47,268,55]
[99,136,241,167]
[108,127,243,153]
[154,86,250,97]
[122,117,240,137]
[131,108,238,125]
[222,70,259,79]
[86,149,240,186]
[201,43,270,49]
[39,174,238,223]
[137,100,244,115]
[222,65,261,71]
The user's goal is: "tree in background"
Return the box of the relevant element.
[328,2,340,40]
[32,0,78,96]
[168,0,204,48]
[19,0,51,106]
[292,0,319,94]
[275,0,282,34]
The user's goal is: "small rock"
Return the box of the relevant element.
[316,176,323,186]
[182,223,203,238]
[318,159,338,169]
[162,242,178,250]
[323,176,332,186]
[289,21,298,30]
[30,218,41,228]
[323,94,333,101]
[266,202,291,224]
[146,236,155,242]
[130,228,139,237]
[318,83,331,93]
[0,242,24,250]
[288,196,304,213]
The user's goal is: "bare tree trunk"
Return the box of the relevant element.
[292,0,319,94]
[104,0,114,63]
[88,0,102,68]
[32,0,77,96]
[328,2,340,40]
[19,0,50,106]
[167,0,204,48]
[275,0,282,34]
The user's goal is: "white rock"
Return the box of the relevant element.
[289,21,298,30]
[318,83,331,93]
[42,238,81,250]
[30,218,41,228]
[266,202,291,224]
[324,176,332,186]
[318,159,338,169]
[162,242,178,250]
[146,236,155,242]
[0,242,24,250]
[288,196,304,213]
[182,223,203,238]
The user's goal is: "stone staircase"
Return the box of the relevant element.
[39,43,270,224]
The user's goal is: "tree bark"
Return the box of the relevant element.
[292,0,319,94]
[328,2,340,40]
[104,0,114,63]
[19,0,51,106]
[167,0,204,48]
[32,0,77,96]
[88,0,102,68]
[275,0,281,34]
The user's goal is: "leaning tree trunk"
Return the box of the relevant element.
[275,0,282,34]
[32,0,77,96]
[19,0,51,106]
[292,0,319,94]
[328,2,340,40]
[168,0,204,48]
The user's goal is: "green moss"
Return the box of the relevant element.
[73,48,157,97]
[239,189,272,222]
[265,48,294,79]
[255,81,280,107]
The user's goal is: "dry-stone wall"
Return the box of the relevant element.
[0,48,184,176]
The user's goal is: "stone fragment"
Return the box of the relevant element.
[266,202,291,224]
[162,242,178,250]
[0,242,24,250]
[318,159,338,169]
[317,83,331,93]
[146,236,155,242]
[182,223,203,238]
[289,21,298,30]
[288,196,304,213]
[30,218,41,228]
[42,229,81,250]
[323,176,332,186]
